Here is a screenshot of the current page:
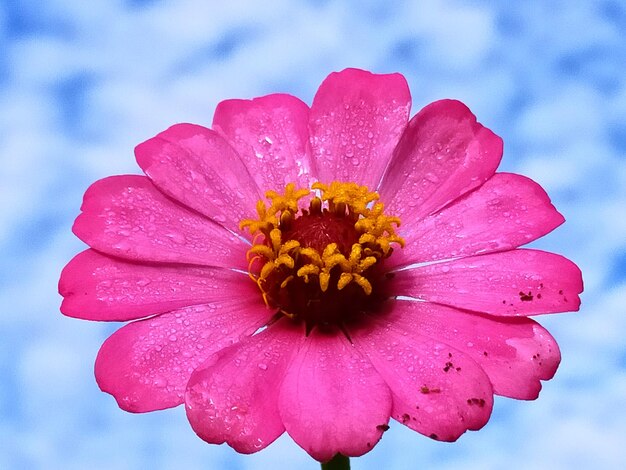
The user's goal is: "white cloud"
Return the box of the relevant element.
[514,83,606,148]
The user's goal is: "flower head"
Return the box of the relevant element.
[59,68,583,462]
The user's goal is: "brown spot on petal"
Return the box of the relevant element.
[429,433,439,440]
[467,398,486,407]
[376,424,390,432]
[401,413,410,424]
[519,291,533,301]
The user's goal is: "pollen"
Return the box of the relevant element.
[240,182,404,329]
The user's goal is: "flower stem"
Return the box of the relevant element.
[321,454,350,470]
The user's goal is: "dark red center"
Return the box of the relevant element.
[261,210,389,332]
[284,211,358,255]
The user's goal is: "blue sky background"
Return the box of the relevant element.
[1,0,625,468]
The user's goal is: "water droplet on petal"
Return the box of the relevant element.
[425,172,439,183]
[153,377,167,388]
[165,231,185,244]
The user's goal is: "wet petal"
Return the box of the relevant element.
[135,123,261,234]
[384,300,561,400]
[390,249,582,315]
[309,68,411,189]
[95,298,271,412]
[73,175,248,267]
[352,304,493,441]
[213,93,313,192]
[59,249,253,321]
[388,173,565,268]
[379,99,502,223]
[278,329,392,462]
[185,321,300,454]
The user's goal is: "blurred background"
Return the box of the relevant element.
[1,0,625,468]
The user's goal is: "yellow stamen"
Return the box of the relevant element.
[297,264,320,283]
[353,274,373,295]
[275,253,295,269]
[247,245,274,261]
[319,271,331,292]
[337,272,353,290]
[280,275,294,289]
[300,247,323,266]
[240,181,404,309]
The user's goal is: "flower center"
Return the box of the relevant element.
[240,182,404,332]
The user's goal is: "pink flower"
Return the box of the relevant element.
[59,68,582,462]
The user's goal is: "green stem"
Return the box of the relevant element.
[321,453,350,470]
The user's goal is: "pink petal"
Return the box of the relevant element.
[308,68,411,189]
[384,300,561,400]
[390,249,583,316]
[95,297,271,412]
[352,305,493,442]
[388,173,565,268]
[73,175,248,267]
[135,123,261,234]
[213,93,313,192]
[59,249,253,321]
[379,99,502,223]
[185,321,300,454]
[278,329,392,462]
